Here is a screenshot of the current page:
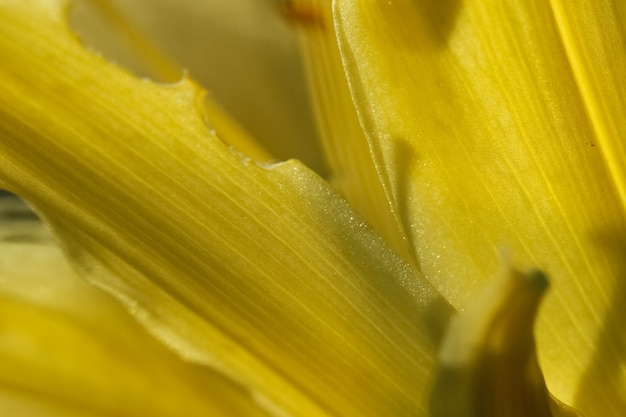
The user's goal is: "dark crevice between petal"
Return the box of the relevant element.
[0,193,53,244]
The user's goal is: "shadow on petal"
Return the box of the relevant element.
[575,231,626,416]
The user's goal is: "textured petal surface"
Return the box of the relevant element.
[289,0,415,264]
[70,0,325,173]
[0,195,271,417]
[334,0,626,414]
[0,1,452,415]
[550,0,626,212]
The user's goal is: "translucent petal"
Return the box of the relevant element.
[0,1,453,415]
[289,0,415,264]
[334,0,626,413]
[548,1,626,412]
[0,196,271,417]
[550,0,626,213]
[70,0,325,173]
[65,0,278,165]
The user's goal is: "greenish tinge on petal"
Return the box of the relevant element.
[69,0,327,175]
[0,195,272,417]
[288,0,417,265]
[334,0,626,415]
[0,1,453,416]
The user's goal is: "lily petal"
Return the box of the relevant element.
[334,0,626,413]
[69,0,326,173]
[550,0,626,212]
[0,1,452,415]
[69,0,276,162]
[0,196,271,416]
[289,0,415,264]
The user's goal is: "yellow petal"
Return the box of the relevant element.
[0,196,271,416]
[288,0,415,264]
[70,0,326,173]
[550,0,626,212]
[0,1,453,415]
[69,0,274,163]
[334,0,626,413]
[548,2,626,412]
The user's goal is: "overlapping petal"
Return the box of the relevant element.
[69,0,326,173]
[333,0,626,414]
[0,196,271,417]
[288,0,416,264]
[0,1,453,415]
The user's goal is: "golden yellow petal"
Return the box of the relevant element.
[0,197,271,417]
[0,1,453,415]
[334,0,626,413]
[550,0,626,213]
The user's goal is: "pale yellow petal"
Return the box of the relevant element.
[69,0,274,163]
[288,0,415,264]
[334,0,626,414]
[70,0,325,173]
[0,1,453,416]
[0,196,271,417]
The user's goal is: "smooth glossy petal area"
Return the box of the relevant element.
[290,0,415,264]
[0,196,270,417]
[334,0,626,413]
[0,1,453,416]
